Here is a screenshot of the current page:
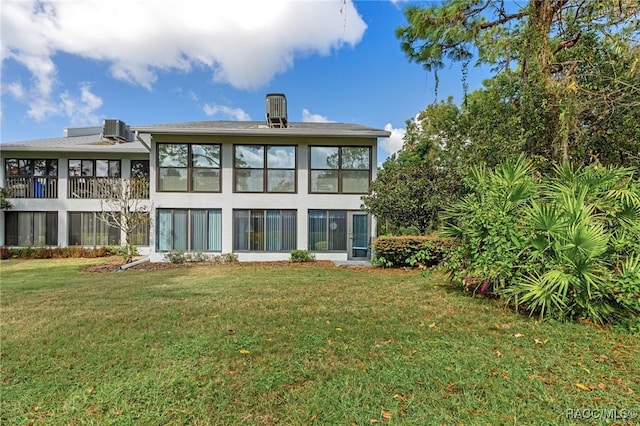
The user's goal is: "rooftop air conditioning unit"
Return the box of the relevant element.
[102,119,130,142]
[265,93,287,128]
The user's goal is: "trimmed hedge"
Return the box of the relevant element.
[0,246,117,260]
[373,236,450,267]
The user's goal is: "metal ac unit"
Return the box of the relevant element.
[102,119,130,141]
[265,93,288,128]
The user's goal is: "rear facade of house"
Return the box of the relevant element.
[1,95,390,262]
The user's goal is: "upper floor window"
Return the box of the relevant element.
[6,159,58,177]
[234,145,296,193]
[158,144,220,192]
[69,159,121,177]
[5,159,58,199]
[131,160,150,179]
[310,146,371,193]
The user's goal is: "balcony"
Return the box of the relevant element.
[5,177,58,199]
[68,177,149,199]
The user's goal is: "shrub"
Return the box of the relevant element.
[0,246,114,259]
[164,251,186,264]
[216,253,239,263]
[290,249,315,263]
[373,235,448,267]
[441,156,640,325]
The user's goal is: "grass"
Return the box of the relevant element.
[1,258,639,425]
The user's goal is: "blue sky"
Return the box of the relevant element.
[1,0,489,162]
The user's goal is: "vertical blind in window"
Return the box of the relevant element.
[4,212,58,246]
[156,209,222,252]
[308,210,347,251]
[233,210,296,251]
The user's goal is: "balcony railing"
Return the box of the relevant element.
[68,177,149,199]
[5,177,58,199]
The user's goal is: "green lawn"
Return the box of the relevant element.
[1,258,638,425]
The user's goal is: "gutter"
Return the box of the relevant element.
[116,256,150,272]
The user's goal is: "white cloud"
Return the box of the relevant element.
[379,123,406,160]
[59,83,103,126]
[203,104,251,121]
[4,81,25,100]
[2,0,367,120]
[301,108,335,123]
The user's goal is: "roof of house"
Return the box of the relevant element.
[0,133,150,154]
[1,121,390,154]
[133,121,391,138]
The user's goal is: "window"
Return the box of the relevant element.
[233,210,296,251]
[308,210,347,251]
[234,145,296,192]
[5,212,58,246]
[131,160,150,179]
[5,159,58,177]
[68,212,120,246]
[131,213,150,246]
[68,159,120,177]
[157,209,222,252]
[5,159,58,198]
[158,144,220,192]
[310,146,371,193]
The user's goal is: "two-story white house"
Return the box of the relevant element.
[1,94,390,262]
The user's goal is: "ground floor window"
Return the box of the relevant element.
[5,211,58,246]
[69,212,120,246]
[157,209,222,252]
[308,210,347,251]
[233,210,296,251]
[130,213,150,246]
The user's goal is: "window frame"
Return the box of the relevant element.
[5,158,58,178]
[233,144,297,193]
[309,146,372,194]
[68,159,121,178]
[4,211,58,246]
[157,143,221,192]
[68,212,121,246]
[308,210,347,251]
[233,209,297,252]
[156,208,222,252]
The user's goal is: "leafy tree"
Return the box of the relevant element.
[396,0,640,164]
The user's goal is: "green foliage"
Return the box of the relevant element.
[373,236,448,268]
[211,253,239,264]
[441,155,538,293]
[289,249,316,263]
[0,187,13,210]
[164,251,186,264]
[442,157,640,325]
[396,1,640,166]
[111,245,139,263]
[163,251,239,264]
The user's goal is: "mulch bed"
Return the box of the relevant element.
[83,259,352,273]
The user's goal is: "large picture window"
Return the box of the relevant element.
[157,209,222,252]
[233,210,296,251]
[68,212,120,246]
[5,212,58,246]
[234,145,296,192]
[158,144,220,192]
[310,146,371,193]
[69,159,120,177]
[308,210,347,251]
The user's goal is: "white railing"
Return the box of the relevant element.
[5,177,58,198]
